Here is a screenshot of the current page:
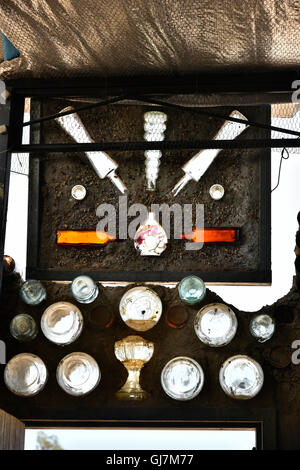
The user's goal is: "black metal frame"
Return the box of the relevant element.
[25,98,271,283]
[24,422,262,450]
[22,407,276,450]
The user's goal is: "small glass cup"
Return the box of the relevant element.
[19,279,46,306]
[71,275,99,304]
[10,314,38,342]
[178,275,206,305]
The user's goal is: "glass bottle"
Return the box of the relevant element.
[166,304,188,329]
[71,275,99,304]
[178,275,206,305]
[10,314,38,342]
[19,279,46,305]
[3,255,15,276]
[88,304,114,329]
[134,212,168,256]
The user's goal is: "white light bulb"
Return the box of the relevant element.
[144,122,166,133]
[143,111,167,191]
[144,111,167,125]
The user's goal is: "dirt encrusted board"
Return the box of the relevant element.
[28,100,270,282]
[0,279,286,424]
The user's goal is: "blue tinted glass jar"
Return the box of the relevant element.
[71,275,99,304]
[178,275,206,305]
[19,280,46,306]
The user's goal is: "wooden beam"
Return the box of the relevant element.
[0,409,25,450]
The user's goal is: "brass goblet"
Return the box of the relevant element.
[114,335,154,400]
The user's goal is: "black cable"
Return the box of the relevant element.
[18,93,300,141]
[133,95,300,138]
[21,95,127,127]
[271,146,290,192]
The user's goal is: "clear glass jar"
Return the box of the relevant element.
[41,301,83,345]
[161,356,204,401]
[119,286,162,331]
[194,303,238,347]
[56,352,100,396]
[10,314,38,342]
[19,279,46,305]
[250,313,275,343]
[71,275,99,304]
[178,275,206,305]
[4,353,48,397]
[219,355,264,400]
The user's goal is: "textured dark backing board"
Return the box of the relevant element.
[26,100,271,283]
[0,278,278,448]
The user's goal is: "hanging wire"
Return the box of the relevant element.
[271,146,290,192]
[22,95,127,127]
[16,93,300,138]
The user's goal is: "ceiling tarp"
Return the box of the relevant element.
[1,0,300,80]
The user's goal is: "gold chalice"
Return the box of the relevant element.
[114,335,154,400]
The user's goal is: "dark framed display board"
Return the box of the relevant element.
[24,95,271,284]
[2,74,300,448]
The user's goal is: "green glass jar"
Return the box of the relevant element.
[178,275,206,305]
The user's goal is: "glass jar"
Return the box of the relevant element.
[219,355,264,400]
[119,286,162,331]
[250,313,275,343]
[194,303,238,347]
[178,275,206,305]
[41,301,83,345]
[161,356,204,401]
[10,314,38,342]
[56,352,100,396]
[71,275,99,304]
[4,353,48,397]
[19,279,46,306]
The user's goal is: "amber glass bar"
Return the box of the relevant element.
[182,228,238,243]
[57,230,115,246]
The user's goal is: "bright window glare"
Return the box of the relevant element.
[25,428,256,450]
